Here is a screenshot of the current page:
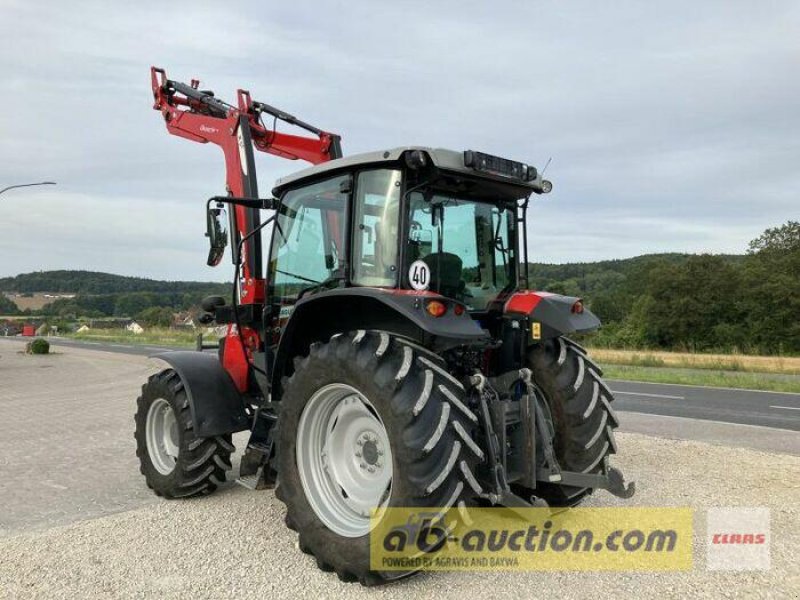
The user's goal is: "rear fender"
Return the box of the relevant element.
[151,351,249,437]
[270,288,489,399]
[504,291,601,340]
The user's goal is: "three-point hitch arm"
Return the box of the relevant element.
[150,66,342,391]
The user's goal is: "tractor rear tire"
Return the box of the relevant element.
[275,331,482,585]
[134,369,234,498]
[523,337,620,507]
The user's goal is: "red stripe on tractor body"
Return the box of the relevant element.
[504,291,557,315]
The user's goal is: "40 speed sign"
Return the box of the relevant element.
[408,260,430,291]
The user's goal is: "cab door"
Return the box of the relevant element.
[267,175,348,343]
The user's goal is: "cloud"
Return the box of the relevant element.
[0,0,798,279]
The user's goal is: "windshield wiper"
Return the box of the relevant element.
[274,269,320,284]
[297,274,345,299]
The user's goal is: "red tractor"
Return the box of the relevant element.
[135,67,633,585]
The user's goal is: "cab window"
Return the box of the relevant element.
[351,169,402,287]
[269,175,347,303]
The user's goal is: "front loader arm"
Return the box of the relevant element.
[236,89,342,163]
[150,66,341,392]
[150,68,340,167]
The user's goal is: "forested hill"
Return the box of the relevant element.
[3,257,735,296]
[520,220,799,354]
[524,253,745,297]
[0,270,228,295]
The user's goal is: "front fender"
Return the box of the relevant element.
[505,291,601,339]
[151,351,249,437]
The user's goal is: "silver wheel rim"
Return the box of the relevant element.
[146,398,180,475]
[296,383,393,538]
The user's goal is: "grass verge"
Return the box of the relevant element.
[64,328,198,348]
[589,348,800,376]
[602,364,800,394]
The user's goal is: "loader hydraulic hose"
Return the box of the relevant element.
[230,209,279,379]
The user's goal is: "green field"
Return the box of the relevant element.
[589,347,800,392]
[589,347,800,375]
[64,327,198,348]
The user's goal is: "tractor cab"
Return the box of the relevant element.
[267,147,550,322]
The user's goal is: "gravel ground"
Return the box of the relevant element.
[1,433,798,599]
[1,340,798,599]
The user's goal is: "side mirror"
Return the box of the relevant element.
[205,205,228,267]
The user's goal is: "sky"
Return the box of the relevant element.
[1,1,798,281]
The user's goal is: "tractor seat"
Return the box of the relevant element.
[422,252,465,299]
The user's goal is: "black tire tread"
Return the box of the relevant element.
[134,369,234,499]
[275,330,481,585]
[525,337,619,507]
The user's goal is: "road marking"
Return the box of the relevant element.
[770,405,800,411]
[607,379,800,396]
[612,390,685,400]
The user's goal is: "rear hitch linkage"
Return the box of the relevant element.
[468,370,635,507]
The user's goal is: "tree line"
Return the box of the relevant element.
[527,221,799,354]
[38,291,223,321]
[0,273,229,327]
[0,270,228,295]
[0,271,230,327]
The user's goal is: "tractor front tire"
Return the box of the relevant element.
[134,369,234,498]
[275,331,481,585]
[524,337,620,507]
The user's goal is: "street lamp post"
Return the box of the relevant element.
[0,180,57,338]
[0,181,56,195]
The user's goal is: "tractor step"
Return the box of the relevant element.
[237,408,278,491]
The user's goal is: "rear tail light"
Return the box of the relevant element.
[425,300,447,317]
[453,303,465,316]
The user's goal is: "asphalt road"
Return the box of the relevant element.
[8,335,799,433]
[609,379,800,431]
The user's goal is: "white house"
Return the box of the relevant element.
[126,321,144,334]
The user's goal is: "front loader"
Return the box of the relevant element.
[134,67,634,585]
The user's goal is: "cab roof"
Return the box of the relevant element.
[272,146,549,198]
